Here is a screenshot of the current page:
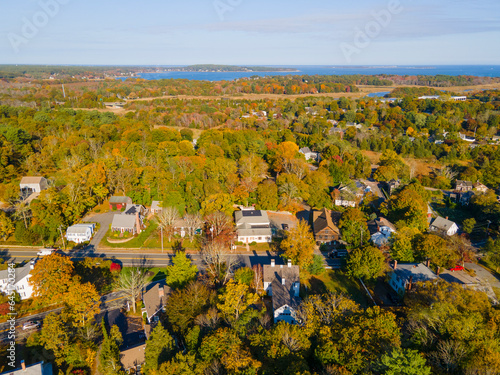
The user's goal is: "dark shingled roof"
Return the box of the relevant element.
[271,279,300,311]
[143,284,170,319]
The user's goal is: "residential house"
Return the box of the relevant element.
[312,208,341,245]
[0,361,53,375]
[150,200,163,214]
[109,196,133,210]
[429,216,459,236]
[455,180,473,192]
[263,259,300,324]
[299,147,321,162]
[368,217,396,247]
[332,181,369,207]
[474,181,489,193]
[142,283,169,324]
[386,179,401,195]
[20,176,48,199]
[439,268,498,305]
[345,122,362,129]
[120,345,145,374]
[111,214,141,235]
[0,261,35,300]
[235,210,272,243]
[328,126,344,138]
[123,204,146,220]
[65,223,95,244]
[388,262,437,295]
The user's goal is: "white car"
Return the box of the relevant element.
[36,249,55,256]
[22,320,41,330]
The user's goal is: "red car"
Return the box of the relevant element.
[450,265,465,272]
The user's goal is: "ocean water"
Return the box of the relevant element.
[122,65,500,82]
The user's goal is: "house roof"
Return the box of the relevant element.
[392,263,437,283]
[312,208,340,236]
[263,263,300,284]
[271,279,300,311]
[0,262,33,282]
[431,216,457,231]
[235,210,270,226]
[375,217,396,232]
[20,176,45,185]
[66,225,92,234]
[299,147,312,154]
[111,214,137,229]
[123,204,144,216]
[120,344,146,370]
[151,201,162,210]
[109,196,131,204]
[143,283,169,319]
[0,361,52,375]
[456,180,473,187]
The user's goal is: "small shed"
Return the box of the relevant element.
[109,196,133,210]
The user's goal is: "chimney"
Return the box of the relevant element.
[136,212,141,234]
[426,259,430,268]
[21,360,26,371]
[393,260,397,270]
[436,266,440,275]
[282,277,286,285]
[158,287,164,298]
[271,259,275,267]
[445,216,448,220]
[287,259,292,268]
[407,276,413,291]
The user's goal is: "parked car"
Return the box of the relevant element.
[37,248,55,256]
[450,265,465,272]
[22,320,41,330]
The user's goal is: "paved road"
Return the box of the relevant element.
[0,290,127,342]
[82,211,115,247]
[466,262,500,289]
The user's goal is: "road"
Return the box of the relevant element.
[82,211,115,247]
[0,290,127,342]
[0,247,291,269]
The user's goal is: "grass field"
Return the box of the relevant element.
[301,269,369,307]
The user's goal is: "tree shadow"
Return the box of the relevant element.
[172,240,185,253]
[308,276,327,295]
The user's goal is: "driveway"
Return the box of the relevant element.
[82,211,115,248]
[466,262,500,289]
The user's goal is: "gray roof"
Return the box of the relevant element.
[263,263,300,284]
[299,147,312,154]
[151,201,162,210]
[235,210,269,225]
[430,216,457,231]
[237,227,272,237]
[20,176,45,185]
[0,262,33,282]
[393,263,437,283]
[1,361,52,375]
[143,284,169,319]
[456,180,473,187]
[123,204,144,216]
[109,196,131,204]
[271,279,300,311]
[66,225,92,234]
[111,214,137,229]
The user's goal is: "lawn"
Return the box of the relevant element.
[102,221,159,248]
[301,269,369,307]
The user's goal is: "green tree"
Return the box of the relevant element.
[144,324,175,374]
[339,208,369,247]
[390,227,420,262]
[234,267,255,286]
[217,280,259,324]
[377,348,431,375]
[166,251,198,289]
[0,211,14,240]
[414,233,458,268]
[99,320,123,375]
[462,217,476,235]
[280,219,316,267]
[346,246,386,280]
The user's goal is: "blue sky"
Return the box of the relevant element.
[0,0,499,65]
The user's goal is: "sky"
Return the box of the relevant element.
[0,0,499,65]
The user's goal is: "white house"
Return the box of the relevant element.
[299,147,321,162]
[150,201,162,214]
[0,261,35,300]
[1,361,53,375]
[263,259,300,324]
[429,216,459,236]
[369,217,397,247]
[235,210,272,243]
[388,262,437,296]
[20,176,48,199]
[66,223,95,244]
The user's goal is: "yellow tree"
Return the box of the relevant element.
[217,280,259,324]
[29,253,74,304]
[280,219,315,267]
[65,282,100,327]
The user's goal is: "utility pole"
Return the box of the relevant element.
[58,225,66,251]
[161,226,164,253]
